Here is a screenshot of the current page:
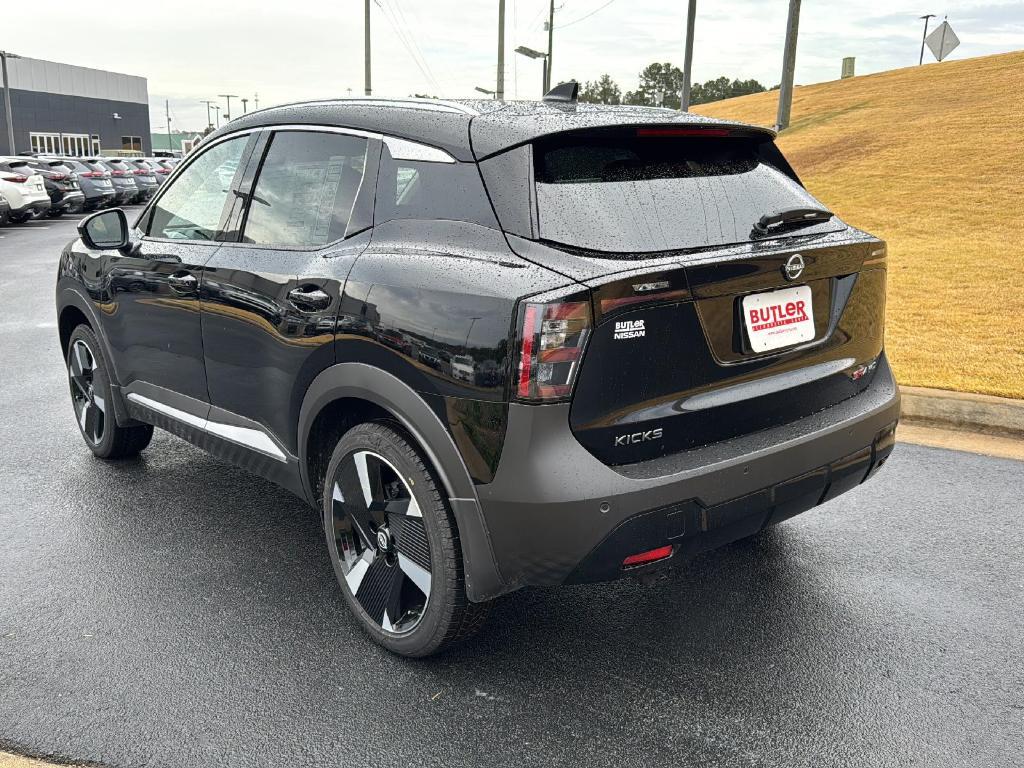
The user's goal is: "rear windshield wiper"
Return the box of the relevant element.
[752,206,833,237]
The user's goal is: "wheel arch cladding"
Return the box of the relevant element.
[58,303,90,357]
[56,287,139,429]
[297,363,506,602]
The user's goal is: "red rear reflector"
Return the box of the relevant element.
[636,127,732,137]
[516,304,539,399]
[622,545,673,568]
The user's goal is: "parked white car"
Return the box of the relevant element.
[0,159,50,223]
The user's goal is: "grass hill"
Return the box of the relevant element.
[693,51,1024,399]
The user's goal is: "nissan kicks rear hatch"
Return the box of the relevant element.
[478,124,888,466]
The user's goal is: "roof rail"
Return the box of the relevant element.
[243,96,481,118]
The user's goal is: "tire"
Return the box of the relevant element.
[322,422,489,657]
[66,325,153,459]
[47,209,65,219]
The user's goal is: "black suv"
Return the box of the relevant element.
[56,93,899,656]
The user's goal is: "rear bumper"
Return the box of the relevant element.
[54,192,85,211]
[11,200,50,217]
[474,353,900,595]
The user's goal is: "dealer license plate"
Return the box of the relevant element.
[741,285,815,353]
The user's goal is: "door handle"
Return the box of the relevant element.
[168,271,198,291]
[288,286,332,311]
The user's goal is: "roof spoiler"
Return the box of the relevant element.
[543,81,579,104]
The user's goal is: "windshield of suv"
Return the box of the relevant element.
[532,131,843,253]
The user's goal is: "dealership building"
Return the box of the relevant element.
[0,56,151,156]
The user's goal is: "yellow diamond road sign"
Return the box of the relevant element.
[926,20,960,62]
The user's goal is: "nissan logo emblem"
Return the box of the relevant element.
[783,254,805,281]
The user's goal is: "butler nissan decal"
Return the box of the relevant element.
[614,319,646,340]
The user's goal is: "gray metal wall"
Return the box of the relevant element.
[0,88,151,155]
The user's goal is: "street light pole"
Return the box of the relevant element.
[165,100,172,150]
[364,0,372,95]
[201,100,216,129]
[775,0,802,132]
[681,0,697,111]
[545,0,554,92]
[213,105,220,129]
[918,14,936,65]
[219,94,238,123]
[241,98,248,114]
[514,46,549,98]
[1,50,22,155]
[497,0,506,100]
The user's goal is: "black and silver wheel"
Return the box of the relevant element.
[66,325,153,459]
[69,337,106,447]
[323,422,489,657]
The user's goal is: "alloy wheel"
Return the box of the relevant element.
[330,450,433,634]
[68,339,105,445]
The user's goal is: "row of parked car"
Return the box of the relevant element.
[0,155,181,226]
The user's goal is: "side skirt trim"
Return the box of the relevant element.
[126,392,287,462]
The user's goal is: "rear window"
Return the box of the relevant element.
[531,131,841,253]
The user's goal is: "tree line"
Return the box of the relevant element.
[573,63,769,109]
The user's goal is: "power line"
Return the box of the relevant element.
[389,0,443,89]
[559,0,617,29]
[374,0,442,93]
[395,0,461,93]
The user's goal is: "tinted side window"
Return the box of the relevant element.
[146,135,248,241]
[375,148,498,228]
[241,131,368,248]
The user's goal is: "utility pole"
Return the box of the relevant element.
[545,0,554,92]
[201,100,216,129]
[213,105,220,129]
[1,50,21,155]
[241,98,248,114]
[254,93,259,110]
[497,0,506,100]
[918,14,936,64]
[775,0,801,132]
[364,0,372,95]
[165,100,172,150]
[681,0,697,111]
[219,94,237,122]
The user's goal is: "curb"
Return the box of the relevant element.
[900,386,1024,438]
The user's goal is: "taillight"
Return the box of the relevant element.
[156,168,170,174]
[5,175,27,183]
[80,171,102,178]
[515,294,591,401]
[132,169,148,175]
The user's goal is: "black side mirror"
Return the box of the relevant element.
[78,208,129,250]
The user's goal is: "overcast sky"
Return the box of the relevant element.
[8,0,1023,133]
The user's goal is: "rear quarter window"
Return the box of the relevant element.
[374,145,498,228]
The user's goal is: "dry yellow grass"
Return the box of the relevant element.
[0,753,78,768]
[694,51,1024,399]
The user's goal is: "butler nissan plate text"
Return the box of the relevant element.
[55,86,899,657]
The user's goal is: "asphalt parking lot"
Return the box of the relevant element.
[1,214,1022,768]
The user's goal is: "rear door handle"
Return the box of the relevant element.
[288,286,332,311]
[168,271,198,292]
